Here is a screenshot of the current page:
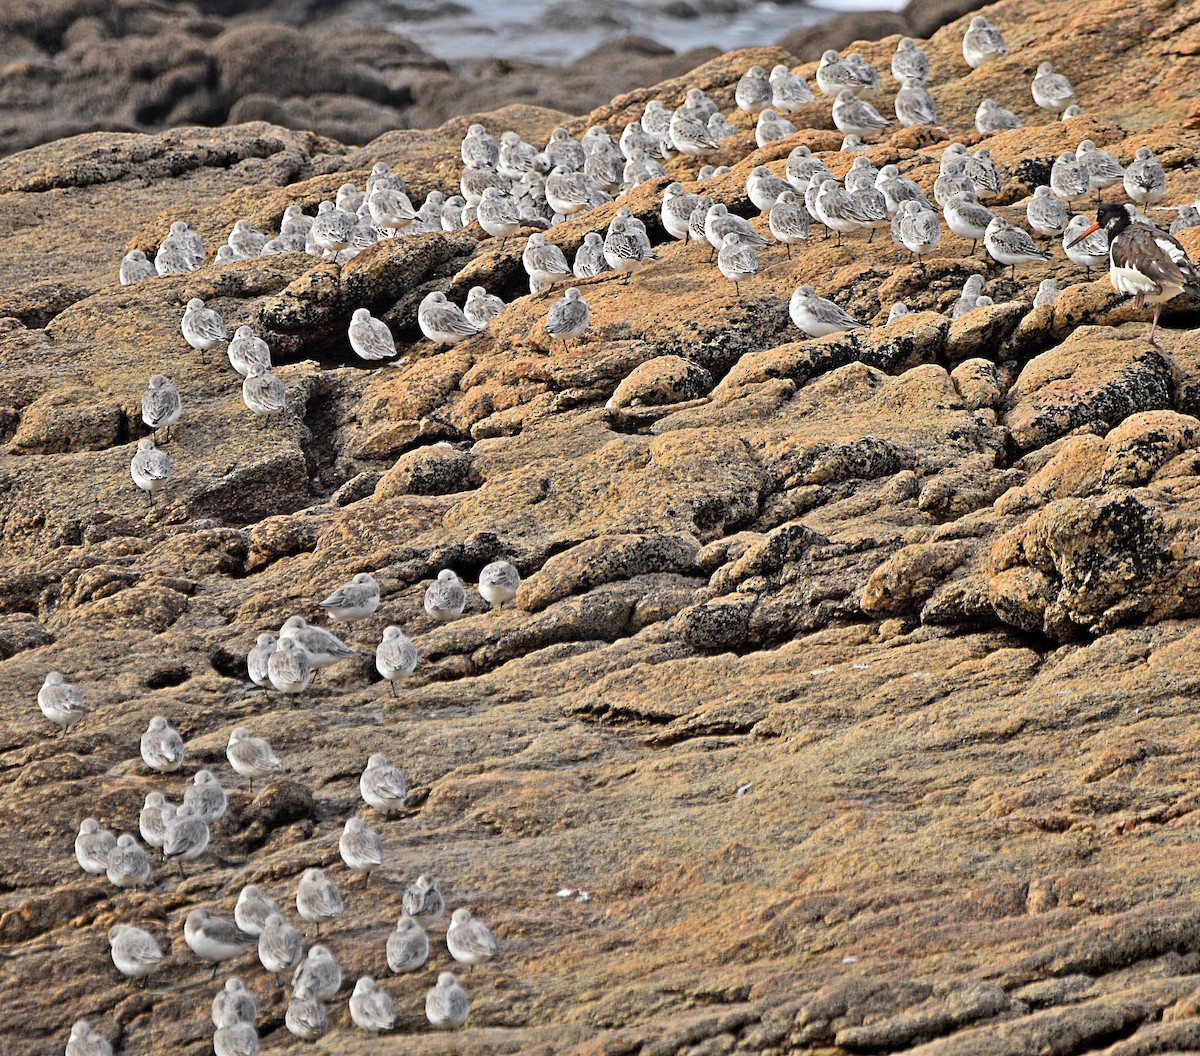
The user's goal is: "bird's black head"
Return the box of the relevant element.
[1097,202,1133,236]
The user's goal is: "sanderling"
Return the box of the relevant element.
[841,135,870,153]
[418,291,484,345]
[1076,140,1124,197]
[587,139,625,193]
[786,145,833,191]
[280,614,360,670]
[335,182,364,215]
[460,163,510,207]
[895,79,938,128]
[367,186,418,232]
[361,751,409,814]
[1170,205,1200,235]
[1123,148,1166,205]
[975,98,1022,134]
[292,944,342,1000]
[267,637,312,696]
[844,157,879,197]
[477,186,524,244]
[604,217,655,283]
[163,803,209,871]
[441,195,468,232]
[623,149,666,189]
[944,188,994,252]
[296,868,344,934]
[966,148,1003,199]
[366,163,404,195]
[247,633,276,688]
[184,769,227,821]
[891,37,930,85]
[1034,278,1060,307]
[951,274,986,318]
[120,250,156,286]
[350,976,395,1033]
[668,108,719,156]
[1031,62,1076,113]
[319,572,380,623]
[816,50,865,98]
[1027,185,1067,237]
[340,817,384,884]
[770,64,814,111]
[403,873,445,924]
[462,123,500,168]
[962,15,1007,68]
[130,438,171,503]
[498,131,540,180]
[108,924,163,982]
[140,374,180,441]
[898,200,941,260]
[641,101,673,144]
[1062,104,1083,120]
[38,670,86,733]
[717,233,759,298]
[887,302,910,323]
[1050,151,1091,205]
[312,201,354,259]
[704,203,769,262]
[464,287,506,329]
[790,285,866,337]
[375,628,417,700]
[426,972,470,1029]
[446,908,498,967]
[546,288,590,348]
[241,364,286,428]
[1069,202,1200,346]
[226,727,283,793]
[815,178,869,245]
[387,915,430,973]
[545,127,586,172]
[754,109,796,147]
[140,715,184,773]
[768,191,810,258]
[424,569,467,622]
[75,817,116,874]
[227,326,272,378]
[161,220,204,267]
[139,793,174,848]
[286,986,329,1041]
[688,196,714,245]
[845,53,879,95]
[478,560,520,609]
[852,182,890,242]
[682,86,718,119]
[708,111,739,141]
[347,309,397,364]
[257,912,301,973]
[735,65,772,114]
[181,298,227,362]
[875,164,934,214]
[228,219,267,257]
[984,216,1051,278]
[620,120,665,161]
[934,160,973,209]
[185,908,255,971]
[747,165,792,212]
[235,885,281,937]
[570,231,608,282]
[213,1022,259,1056]
[212,978,258,1028]
[106,834,152,889]
[66,1020,112,1056]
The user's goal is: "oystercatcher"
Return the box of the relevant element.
[1068,202,1200,347]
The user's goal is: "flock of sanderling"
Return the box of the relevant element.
[52,562,520,1052]
[58,14,1200,1055]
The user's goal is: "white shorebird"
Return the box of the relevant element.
[768,191,810,258]
[770,64,814,111]
[163,804,209,873]
[975,98,1022,134]
[340,817,385,884]
[426,972,470,1029]
[962,15,1007,68]
[185,909,255,975]
[140,715,184,773]
[213,1022,259,1056]
[816,50,866,98]
[717,233,759,298]
[285,986,329,1041]
[247,633,276,688]
[181,298,226,362]
[235,884,281,937]
[183,769,227,821]
[141,374,181,443]
[296,867,344,935]
[894,79,938,128]
[897,200,942,261]
[350,976,395,1033]
[292,944,343,1000]
[446,908,498,968]
[1050,151,1091,205]
[746,166,793,212]
[573,231,609,277]
[212,978,257,1029]
[108,924,163,983]
[257,912,301,973]
[347,309,397,364]
[463,286,505,327]
[1031,62,1076,113]
[38,670,87,733]
[1034,278,1060,307]
[790,285,867,337]
[120,249,155,285]
[1026,185,1067,237]
[545,288,590,349]
[1075,140,1125,198]
[1063,213,1109,277]
[361,752,408,811]
[319,572,380,622]
[735,65,772,114]
[944,188,994,253]
[1123,147,1166,205]
[832,89,889,139]
[66,1020,113,1056]
[130,438,171,502]
[279,614,359,671]
[75,818,116,874]
[479,560,520,609]
[522,233,572,292]
[241,364,286,428]
[424,569,467,621]
[226,727,283,793]
[227,326,272,377]
[375,627,417,698]
[387,915,430,974]
[106,834,151,888]
[755,108,796,147]
[403,873,445,924]
[139,792,173,848]
[984,216,1051,278]
[891,37,930,85]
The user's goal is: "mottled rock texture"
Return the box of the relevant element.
[3,0,1200,1053]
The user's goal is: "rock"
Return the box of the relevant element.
[610,355,713,410]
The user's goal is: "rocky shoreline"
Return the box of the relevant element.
[4,0,1200,1052]
[0,0,981,156]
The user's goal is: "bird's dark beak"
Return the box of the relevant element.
[1066,221,1101,248]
